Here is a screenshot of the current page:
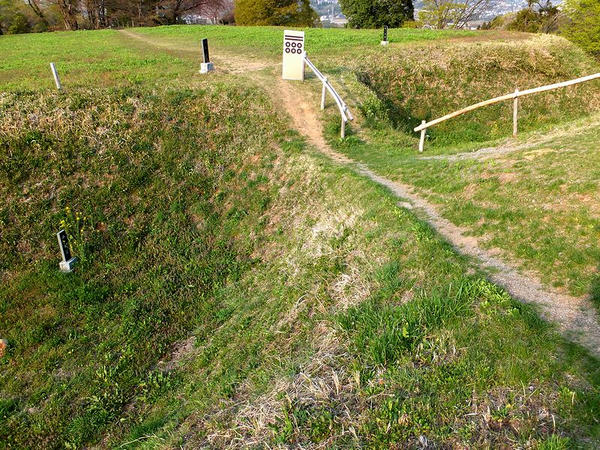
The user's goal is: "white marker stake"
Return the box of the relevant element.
[50,63,62,90]
[321,79,326,109]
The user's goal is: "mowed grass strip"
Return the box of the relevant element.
[0,30,190,91]
[130,24,475,60]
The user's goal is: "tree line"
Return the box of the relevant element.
[0,0,598,61]
[0,0,234,33]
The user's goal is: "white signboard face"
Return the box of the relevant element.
[282,30,305,81]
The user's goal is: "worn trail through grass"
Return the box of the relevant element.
[120,29,600,357]
[418,116,600,162]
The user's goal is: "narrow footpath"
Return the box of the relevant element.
[120,29,600,358]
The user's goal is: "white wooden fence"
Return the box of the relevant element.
[303,53,354,138]
[414,72,600,152]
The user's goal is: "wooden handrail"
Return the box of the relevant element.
[413,72,600,151]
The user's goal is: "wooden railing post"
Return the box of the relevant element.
[321,79,326,110]
[513,88,519,137]
[419,120,426,152]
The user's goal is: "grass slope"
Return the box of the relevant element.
[352,34,600,146]
[0,26,599,448]
[317,33,600,300]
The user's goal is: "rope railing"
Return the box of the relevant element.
[414,72,600,152]
[303,53,354,138]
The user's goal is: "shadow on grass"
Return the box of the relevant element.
[591,269,600,310]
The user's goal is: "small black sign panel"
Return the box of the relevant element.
[284,34,304,54]
[383,25,388,42]
[57,229,71,262]
[202,38,210,63]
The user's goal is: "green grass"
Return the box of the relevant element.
[1,25,599,448]
[329,109,600,299]
[351,34,600,146]
[0,30,191,91]
[131,24,475,60]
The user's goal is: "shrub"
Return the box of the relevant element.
[507,8,543,32]
[338,0,414,29]
[7,13,30,34]
[234,0,318,26]
[562,0,600,57]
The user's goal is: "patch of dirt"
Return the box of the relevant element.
[119,30,272,74]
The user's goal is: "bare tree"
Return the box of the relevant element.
[25,0,49,25]
[155,0,225,23]
[420,0,496,29]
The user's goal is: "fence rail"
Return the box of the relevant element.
[414,72,600,152]
[303,53,354,138]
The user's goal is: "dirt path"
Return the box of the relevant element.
[277,80,600,358]
[119,29,600,357]
[119,29,273,74]
[419,115,600,162]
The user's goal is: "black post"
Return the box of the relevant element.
[57,230,72,262]
[202,38,210,64]
[383,25,388,42]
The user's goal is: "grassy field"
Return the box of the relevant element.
[131,24,475,59]
[1,26,599,448]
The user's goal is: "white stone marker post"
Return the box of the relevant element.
[513,88,519,137]
[50,62,62,90]
[282,30,305,81]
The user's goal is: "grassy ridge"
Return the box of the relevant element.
[354,35,600,146]
[0,85,286,446]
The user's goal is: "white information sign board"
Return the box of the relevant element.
[282,30,305,81]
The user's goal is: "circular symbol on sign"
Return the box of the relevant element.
[292,42,297,48]
[286,42,290,47]
[285,48,290,53]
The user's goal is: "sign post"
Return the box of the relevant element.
[381,26,389,46]
[57,229,77,272]
[282,30,305,81]
[200,38,214,73]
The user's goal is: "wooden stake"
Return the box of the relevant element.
[419,120,426,152]
[513,88,519,137]
[341,118,345,138]
[50,63,61,90]
[321,79,326,110]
